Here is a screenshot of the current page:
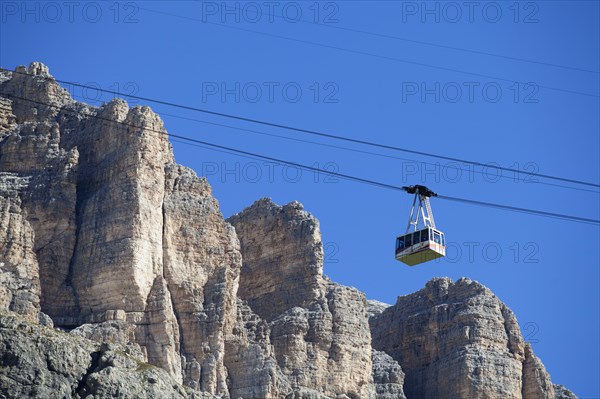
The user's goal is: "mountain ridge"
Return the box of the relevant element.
[0,62,577,399]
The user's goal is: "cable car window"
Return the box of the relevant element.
[434,232,441,244]
[441,234,445,246]
[421,229,429,242]
[396,238,404,250]
[413,231,420,243]
[405,234,412,247]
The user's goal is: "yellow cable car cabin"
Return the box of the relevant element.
[396,185,446,266]
[395,227,445,266]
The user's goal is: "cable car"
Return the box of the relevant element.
[396,185,446,266]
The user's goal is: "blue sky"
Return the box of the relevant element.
[1,1,599,397]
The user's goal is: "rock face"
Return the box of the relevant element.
[162,164,242,393]
[0,63,578,399]
[370,277,561,399]
[522,343,555,399]
[0,174,40,323]
[227,199,324,322]
[0,63,240,397]
[224,298,292,399]
[228,199,375,399]
[367,300,391,319]
[372,350,406,399]
[553,385,579,399]
[0,312,214,399]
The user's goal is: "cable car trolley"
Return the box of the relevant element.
[396,185,446,266]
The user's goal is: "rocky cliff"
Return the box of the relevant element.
[0,312,217,399]
[227,199,375,399]
[370,278,555,399]
[0,63,578,399]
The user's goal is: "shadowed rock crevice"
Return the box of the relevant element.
[74,350,102,398]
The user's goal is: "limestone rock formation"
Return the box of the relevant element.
[0,63,241,396]
[372,350,406,399]
[370,277,556,399]
[522,343,555,399]
[228,199,375,399]
[0,174,40,322]
[227,198,324,322]
[0,63,579,399]
[553,385,579,399]
[162,164,242,393]
[71,318,136,347]
[0,312,214,399]
[224,298,292,399]
[367,300,390,319]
